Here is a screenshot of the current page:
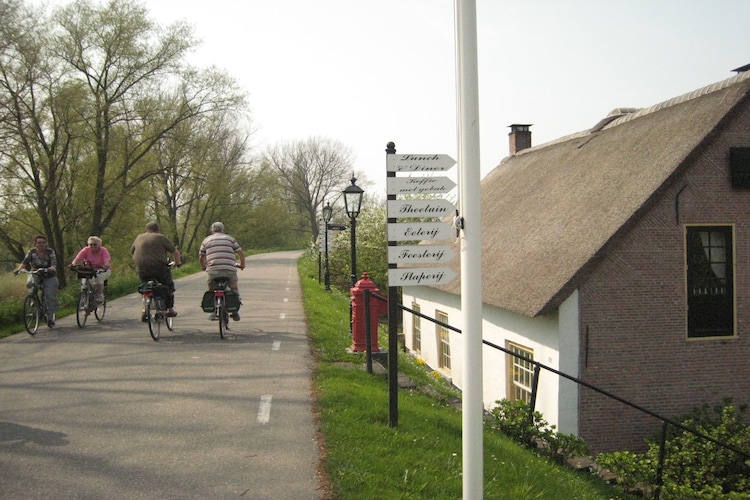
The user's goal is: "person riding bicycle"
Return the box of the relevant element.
[13,235,59,327]
[199,222,245,321]
[71,236,113,306]
[131,222,181,321]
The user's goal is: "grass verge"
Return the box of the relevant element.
[298,254,632,499]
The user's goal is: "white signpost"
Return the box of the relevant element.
[387,267,457,286]
[384,149,459,476]
[387,199,456,218]
[388,245,456,264]
[387,222,453,242]
[386,176,456,195]
[386,153,456,172]
[386,153,458,287]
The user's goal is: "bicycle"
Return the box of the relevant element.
[15,268,53,336]
[201,276,242,340]
[70,265,107,328]
[138,263,176,341]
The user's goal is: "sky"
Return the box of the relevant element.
[87,1,750,198]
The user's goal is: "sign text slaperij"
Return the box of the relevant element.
[388,267,457,286]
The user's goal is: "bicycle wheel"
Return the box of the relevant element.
[76,289,89,328]
[147,302,160,341]
[216,298,226,339]
[23,295,40,336]
[166,313,174,331]
[95,294,107,321]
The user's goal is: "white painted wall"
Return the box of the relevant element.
[402,287,580,434]
[558,290,580,435]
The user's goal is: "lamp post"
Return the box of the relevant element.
[343,176,364,287]
[322,201,333,291]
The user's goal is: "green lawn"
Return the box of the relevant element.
[298,254,632,499]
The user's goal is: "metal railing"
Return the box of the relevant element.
[362,293,750,499]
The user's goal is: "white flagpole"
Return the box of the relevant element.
[455,0,484,498]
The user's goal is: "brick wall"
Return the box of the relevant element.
[578,104,750,453]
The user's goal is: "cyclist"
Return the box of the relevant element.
[13,235,59,327]
[199,222,245,320]
[131,222,181,320]
[71,236,112,305]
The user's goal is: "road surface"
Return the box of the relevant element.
[0,250,324,499]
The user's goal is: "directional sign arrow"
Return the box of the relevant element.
[387,199,456,219]
[388,245,456,264]
[387,154,456,172]
[388,267,457,286]
[387,176,456,195]
[387,222,453,242]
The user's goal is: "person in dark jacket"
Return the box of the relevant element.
[131,222,182,320]
[14,235,59,327]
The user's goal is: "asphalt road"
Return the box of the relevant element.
[0,250,325,499]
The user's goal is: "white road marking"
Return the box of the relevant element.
[279,313,286,320]
[283,298,288,303]
[257,395,272,425]
[272,340,281,351]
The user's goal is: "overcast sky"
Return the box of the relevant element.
[131,1,750,197]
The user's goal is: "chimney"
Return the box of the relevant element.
[509,124,532,155]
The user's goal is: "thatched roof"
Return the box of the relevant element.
[438,71,750,317]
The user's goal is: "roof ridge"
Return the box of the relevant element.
[513,70,750,157]
[601,70,750,131]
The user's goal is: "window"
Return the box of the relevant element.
[436,310,450,371]
[412,302,421,353]
[507,342,534,403]
[730,147,750,188]
[686,225,735,338]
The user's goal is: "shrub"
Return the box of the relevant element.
[327,205,387,291]
[488,399,589,464]
[596,399,750,499]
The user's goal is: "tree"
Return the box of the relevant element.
[0,0,81,283]
[262,136,354,240]
[138,104,254,254]
[53,0,247,237]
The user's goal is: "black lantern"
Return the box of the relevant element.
[343,176,364,287]
[343,176,364,220]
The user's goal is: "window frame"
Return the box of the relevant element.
[685,224,736,339]
[506,342,534,403]
[412,302,421,353]
[436,310,451,372]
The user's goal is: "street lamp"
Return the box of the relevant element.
[343,176,364,287]
[322,201,333,291]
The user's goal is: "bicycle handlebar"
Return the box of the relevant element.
[68,265,108,276]
[14,268,49,275]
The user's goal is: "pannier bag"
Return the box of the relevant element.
[201,290,242,313]
[138,281,171,299]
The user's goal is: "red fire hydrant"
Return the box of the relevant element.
[350,273,386,352]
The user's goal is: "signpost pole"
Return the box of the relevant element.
[386,142,399,428]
